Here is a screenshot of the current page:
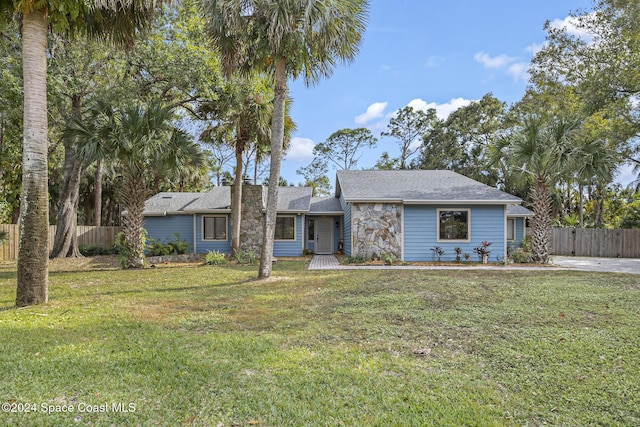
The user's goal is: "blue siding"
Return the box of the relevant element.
[273,215,303,256]
[195,213,231,253]
[340,194,352,256]
[507,217,526,253]
[144,215,194,252]
[404,205,506,262]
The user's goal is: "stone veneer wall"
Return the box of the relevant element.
[351,203,402,259]
[236,184,264,254]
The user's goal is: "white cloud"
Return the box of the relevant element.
[406,97,473,120]
[473,51,516,69]
[424,55,443,68]
[285,137,315,162]
[354,101,389,125]
[525,42,546,55]
[474,50,531,83]
[549,15,595,41]
[507,62,529,82]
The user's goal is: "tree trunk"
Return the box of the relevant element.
[17,9,49,306]
[578,183,584,228]
[94,159,103,226]
[51,96,83,258]
[120,172,147,268]
[530,176,552,264]
[259,57,287,279]
[231,137,244,256]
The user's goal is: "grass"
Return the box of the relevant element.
[0,258,639,426]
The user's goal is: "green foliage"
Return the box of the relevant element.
[296,158,332,196]
[203,250,227,266]
[510,237,534,263]
[510,248,533,263]
[382,106,438,169]
[114,232,129,268]
[342,255,367,264]
[78,244,117,256]
[312,128,377,171]
[147,234,190,256]
[454,246,463,263]
[380,252,396,265]
[0,230,6,245]
[147,238,173,256]
[231,248,258,265]
[418,93,506,185]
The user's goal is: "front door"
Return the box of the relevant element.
[315,218,333,254]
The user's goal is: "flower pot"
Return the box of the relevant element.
[482,254,488,264]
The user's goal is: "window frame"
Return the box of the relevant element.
[507,218,516,241]
[436,208,471,243]
[275,215,296,241]
[202,215,228,241]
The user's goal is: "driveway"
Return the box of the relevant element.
[552,256,640,275]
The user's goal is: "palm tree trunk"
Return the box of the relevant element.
[51,96,83,258]
[120,172,147,268]
[259,57,287,279]
[94,159,103,226]
[16,10,49,306]
[530,176,552,264]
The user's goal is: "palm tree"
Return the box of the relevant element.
[497,116,578,263]
[67,101,202,268]
[570,137,617,227]
[201,0,368,278]
[201,74,273,256]
[3,1,166,306]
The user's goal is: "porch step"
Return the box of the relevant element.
[308,255,340,270]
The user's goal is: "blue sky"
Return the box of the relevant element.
[278,0,635,187]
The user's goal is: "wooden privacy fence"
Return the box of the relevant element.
[551,228,640,258]
[0,225,122,261]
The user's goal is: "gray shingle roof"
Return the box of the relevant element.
[184,187,231,212]
[144,186,312,215]
[507,205,534,216]
[309,197,343,214]
[143,192,201,215]
[336,170,521,203]
[276,187,313,211]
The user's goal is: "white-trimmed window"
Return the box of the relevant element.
[203,216,227,241]
[507,218,516,241]
[275,216,295,240]
[437,209,470,241]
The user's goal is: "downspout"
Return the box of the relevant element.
[503,205,507,262]
[193,214,197,254]
[300,214,307,255]
[400,204,405,262]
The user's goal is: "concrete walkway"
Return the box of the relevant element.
[308,255,556,272]
[308,255,341,270]
[309,255,640,274]
[551,256,640,275]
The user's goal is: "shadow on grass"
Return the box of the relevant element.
[0,272,16,280]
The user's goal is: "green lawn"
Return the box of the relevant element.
[1,258,639,426]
